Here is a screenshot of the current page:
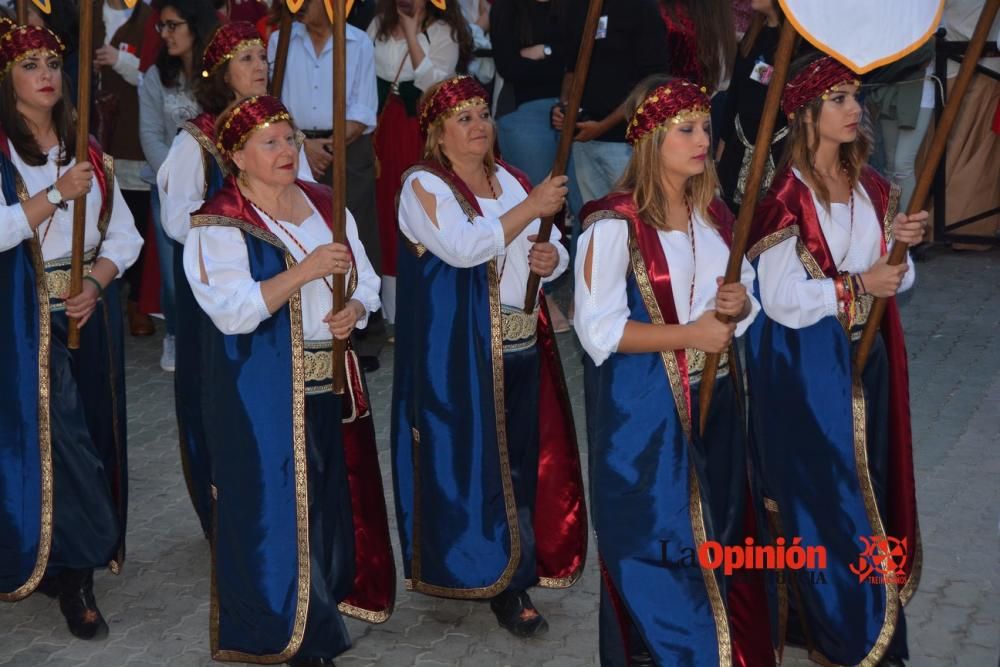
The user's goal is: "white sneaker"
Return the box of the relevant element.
[160,334,176,372]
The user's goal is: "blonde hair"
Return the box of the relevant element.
[615,75,719,230]
[419,81,496,175]
[778,57,873,210]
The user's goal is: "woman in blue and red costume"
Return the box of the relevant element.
[576,75,774,667]
[745,54,926,667]
[183,95,395,667]
[156,21,313,538]
[392,75,588,638]
[0,21,142,640]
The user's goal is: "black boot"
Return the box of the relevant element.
[57,569,109,640]
[490,589,549,638]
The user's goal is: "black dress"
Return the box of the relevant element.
[717,25,788,212]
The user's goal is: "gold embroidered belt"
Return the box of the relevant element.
[303,340,334,394]
[686,347,730,384]
[45,251,96,313]
[501,304,538,353]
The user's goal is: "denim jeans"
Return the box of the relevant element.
[571,140,632,204]
[497,97,584,217]
[498,97,586,290]
[150,187,176,336]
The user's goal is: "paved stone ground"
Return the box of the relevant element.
[1,247,997,667]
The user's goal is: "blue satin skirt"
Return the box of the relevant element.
[502,345,541,592]
[296,391,356,659]
[597,373,743,666]
[46,307,122,572]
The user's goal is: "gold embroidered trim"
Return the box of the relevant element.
[685,348,729,379]
[0,231,53,601]
[303,343,333,392]
[403,236,428,257]
[626,225,731,666]
[501,305,537,352]
[582,209,629,232]
[846,381,900,667]
[97,153,115,246]
[337,601,391,624]
[191,214,285,249]
[762,498,788,664]
[45,262,95,311]
[883,183,900,248]
[211,260,311,663]
[747,225,800,262]
[405,175,521,599]
[795,239,827,281]
[181,121,230,192]
[688,463,733,667]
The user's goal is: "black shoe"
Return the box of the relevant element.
[879,658,906,667]
[359,355,380,373]
[57,569,109,640]
[629,650,656,667]
[490,589,549,638]
[286,657,336,667]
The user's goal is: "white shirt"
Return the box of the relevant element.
[575,212,760,367]
[102,3,141,87]
[267,22,378,133]
[397,167,569,308]
[756,170,915,330]
[0,142,143,277]
[367,19,460,92]
[157,130,313,243]
[184,196,380,341]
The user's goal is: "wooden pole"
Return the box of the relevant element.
[522,0,603,313]
[697,19,797,435]
[269,2,293,97]
[16,0,27,24]
[67,0,95,350]
[330,0,347,393]
[853,0,1000,377]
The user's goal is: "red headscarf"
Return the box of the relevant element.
[626,78,710,145]
[216,95,293,155]
[781,56,860,119]
[417,75,489,137]
[0,24,65,82]
[201,21,264,79]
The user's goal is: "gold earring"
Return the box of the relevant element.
[238,171,249,187]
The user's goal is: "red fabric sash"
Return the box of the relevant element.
[408,158,589,585]
[751,166,919,591]
[196,179,397,620]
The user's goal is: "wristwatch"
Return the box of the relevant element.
[542,44,552,58]
[46,184,67,210]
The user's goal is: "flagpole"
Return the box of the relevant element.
[853,0,1000,377]
[696,19,798,435]
[67,0,95,349]
[330,0,348,393]
[270,1,293,97]
[522,0,603,313]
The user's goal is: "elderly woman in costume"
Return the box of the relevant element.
[575,76,771,667]
[745,55,926,667]
[0,22,142,639]
[156,21,313,538]
[184,95,394,667]
[392,75,587,637]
